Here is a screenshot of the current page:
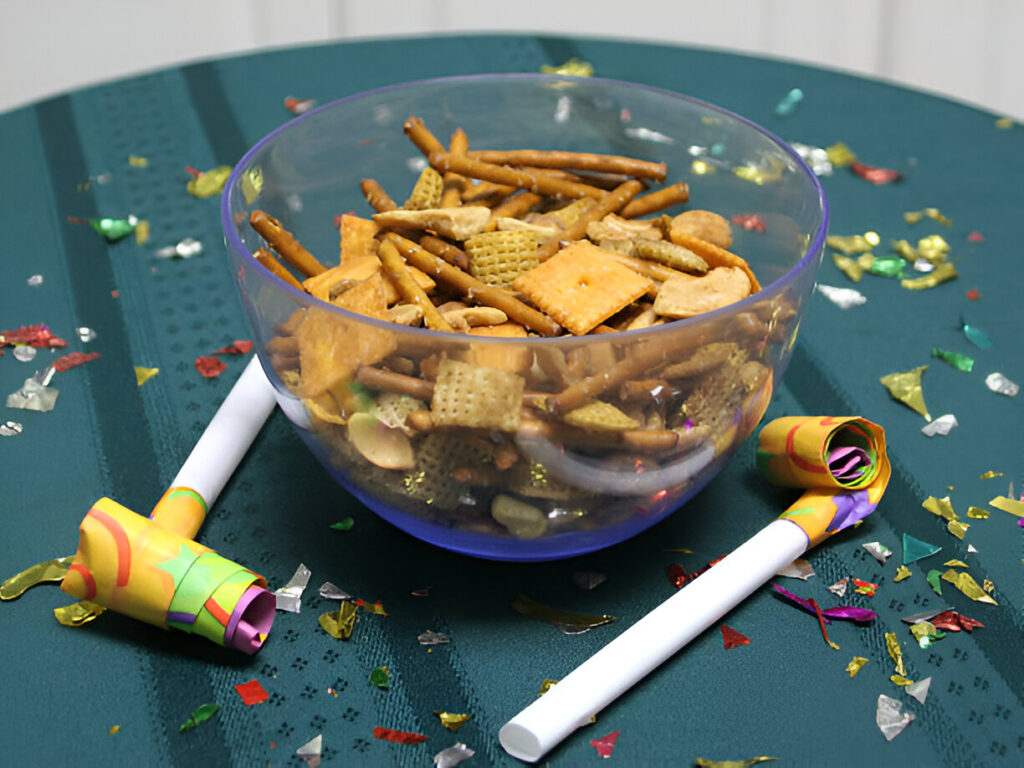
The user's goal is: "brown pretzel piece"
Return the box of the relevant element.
[468,149,667,182]
[441,128,468,208]
[355,365,435,401]
[253,247,305,290]
[378,239,454,332]
[619,182,690,218]
[429,151,606,200]
[536,179,645,261]
[360,179,398,212]
[419,234,471,271]
[385,232,563,337]
[518,417,679,452]
[250,210,327,277]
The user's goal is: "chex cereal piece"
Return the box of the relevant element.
[512,240,654,335]
[371,391,427,435]
[653,267,751,319]
[430,358,524,432]
[372,207,490,240]
[563,400,641,431]
[403,167,443,210]
[464,230,540,288]
[586,213,661,243]
[404,432,491,508]
[339,214,379,263]
[631,238,708,274]
[669,210,733,249]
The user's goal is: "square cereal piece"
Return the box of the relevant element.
[653,266,751,319]
[512,240,654,335]
[430,358,525,432]
[464,229,539,289]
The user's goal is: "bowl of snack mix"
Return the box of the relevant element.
[222,73,827,561]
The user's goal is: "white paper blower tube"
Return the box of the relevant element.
[498,518,809,763]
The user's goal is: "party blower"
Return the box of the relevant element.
[59,356,279,654]
[499,416,890,763]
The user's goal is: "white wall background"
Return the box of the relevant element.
[2,0,1021,118]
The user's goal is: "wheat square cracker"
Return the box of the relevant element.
[431,358,524,432]
[512,240,654,335]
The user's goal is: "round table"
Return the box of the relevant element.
[1,34,1022,767]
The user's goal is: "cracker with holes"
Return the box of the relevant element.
[464,229,539,288]
[430,358,524,432]
[512,240,654,335]
[653,266,752,319]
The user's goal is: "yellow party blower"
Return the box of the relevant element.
[60,357,279,654]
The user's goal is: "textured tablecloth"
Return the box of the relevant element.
[1,34,1022,767]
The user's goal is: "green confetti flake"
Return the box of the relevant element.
[179,703,219,733]
[330,518,355,531]
[369,666,390,690]
[925,569,943,596]
[931,348,974,372]
[961,320,992,349]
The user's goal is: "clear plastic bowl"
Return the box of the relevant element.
[222,74,827,561]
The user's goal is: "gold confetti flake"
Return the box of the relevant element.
[989,496,1024,517]
[134,366,159,386]
[890,674,915,686]
[995,116,1014,129]
[846,657,868,677]
[946,520,970,540]
[885,632,906,676]
[128,155,148,167]
[966,507,990,519]
[943,559,969,568]
[893,565,912,582]
[922,495,957,521]
[826,142,857,167]
[881,367,930,419]
[1,555,72,600]
[979,471,1003,479]
[435,711,472,732]
[54,599,106,626]
[540,58,594,77]
[940,569,997,605]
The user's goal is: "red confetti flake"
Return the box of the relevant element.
[720,624,750,649]
[850,161,902,185]
[730,213,766,232]
[852,578,878,597]
[807,597,839,649]
[184,165,203,179]
[211,340,254,355]
[930,610,984,632]
[111,290,119,299]
[195,355,227,378]
[53,351,101,372]
[234,679,269,706]
[667,556,726,590]
[372,726,428,744]
[0,323,68,348]
[590,729,621,758]
[284,96,316,115]
[966,288,980,300]
[967,231,984,243]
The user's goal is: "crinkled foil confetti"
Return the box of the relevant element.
[68,215,139,241]
[884,632,908,678]
[902,533,941,564]
[721,624,750,649]
[846,657,868,677]
[185,165,232,198]
[930,610,983,632]
[418,630,450,646]
[828,577,849,597]
[179,703,219,733]
[195,355,227,378]
[7,368,59,412]
[54,599,106,626]
[985,372,1019,397]
[921,414,957,437]
[296,734,322,768]
[234,679,269,706]
[357,599,387,616]
[902,262,957,290]
[826,142,857,167]
[27,274,43,286]
[909,620,944,649]
[904,208,952,227]
[54,351,100,372]
[774,87,803,116]
[434,743,475,768]
[880,366,929,419]
[135,366,159,386]
[862,542,892,564]
[572,571,607,590]
[776,558,815,580]
[318,581,353,600]
[926,569,943,595]
[893,565,912,582]
[77,326,97,343]
[318,601,358,640]
[155,237,203,259]
[941,569,997,605]
[931,348,973,372]
[816,284,866,309]
[1,555,72,599]
[906,677,931,704]
[789,142,832,176]
[512,593,615,634]
[922,495,969,539]
[0,420,23,437]
[944,558,969,567]
[128,155,148,167]
[284,96,316,114]
[852,578,878,597]
[540,58,594,77]
[832,254,862,281]
[864,254,906,279]
[330,518,355,531]
[826,232,879,254]
[373,726,427,744]
[1,323,68,348]
[979,470,1003,480]
[274,563,311,613]
[434,712,471,732]
[731,213,766,232]
[369,666,390,689]
[12,345,36,362]
[876,694,915,741]
[733,156,786,185]
[966,506,989,519]
[995,116,1014,129]
[590,729,621,758]
[989,495,1024,517]
[694,755,777,767]
[134,220,150,244]
[851,161,902,184]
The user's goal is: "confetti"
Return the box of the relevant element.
[880,366,929,419]
[12,346,36,362]
[330,518,355,531]
[695,758,777,768]
[931,348,973,372]
[921,414,957,437]
[904,208,952,227]
[434,712,471,732]
[128,155,148,167]
[195,355,227,378]
[178,703,219,733]
[590,729,621,758]
[731,213,766,231]
[109,725,120,735]
[967,232,984,243]
[434,743,475,768]
[357,599,387,615]
[989,495,1024,517]
[721,624,750,649]
[773,87,803,116]
[284,96,316,114]
[876,694,915,741]
[851,161,901,184]
[940,569,997,605]
[53,351,100,372]
[828,578,849,597]
[733,156,786,185]
[926,569,943,595]
[865,254,906,278]
[54,599,105,626]
[295,734,322,768]
[234,679,269,706]
[893,565,912,582]
[155,237,204,259]
[826,233,879,254]
[884,632,907,677]
[512,593,615,634]
[134,366,159,386]
[274,563,311,613]
[862,542,892,564]
[370,666,390,689]
[540,58,594,77]
[852,578,878,597]
[790,142,833,175]
[930,610,983,632]
[418,629,450,646]
[994,116,1014,129]
[68,215,139,241]
[27,274,43,286]
[77,327,97,343]
[210,340,253,355]
[318,600,358,640]
[826,142,857,167]
[7,369,59,412]
[966,506,989,519]
[572,571,607,590]
[909,620,944,649]
[985,372,1019,397]
[943,559,969,567]
[771,584,877,626]
[0,420,24,437]
[373,726,427,744]
[906,677,931,704]
[775,558,815,580]
[846,657,868,677]
[979,470,1003,479]
[0,323,68,348]
[1,555,72,599]
[185,165,232,198]
[134,219,150,244]
[901,262,957,290]
[816,284,866,309]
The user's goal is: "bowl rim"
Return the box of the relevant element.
[221,72,829,346]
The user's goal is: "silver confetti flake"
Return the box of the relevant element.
[274,563,312,613]
[816,284,866,309]
[7,369,59,412]
[418,629,451,646]
[862,541,893,564]
[0,420,24,436]
[12,346,37,362]
[921,414,957,436]
[27,274,44,286]
[876,694,915,741]
[985,372,1019,397]
[434,743,475,768]
[76,327,97,343]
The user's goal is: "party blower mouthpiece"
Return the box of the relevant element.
[499,416,889,762]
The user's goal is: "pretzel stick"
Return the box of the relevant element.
[490,191,543,220]
[441,128,468,208]
[669,232,762,291]
[253,247,304,290]
[518,418,679,452]
[537,179,645,261]
[250,211,327,277]
[378,239,454,332]
[468,149,667,182]
[619,182,690,218]
[602,249,695,284]
[355,365,435,401]
[385,233,562,337]
[429,151,606,200]
[419,235,471,271]
[403,116,449,158]
[360,179,398,212]
[461,179,518,205]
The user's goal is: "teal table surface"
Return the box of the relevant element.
[1,34,1022,767]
